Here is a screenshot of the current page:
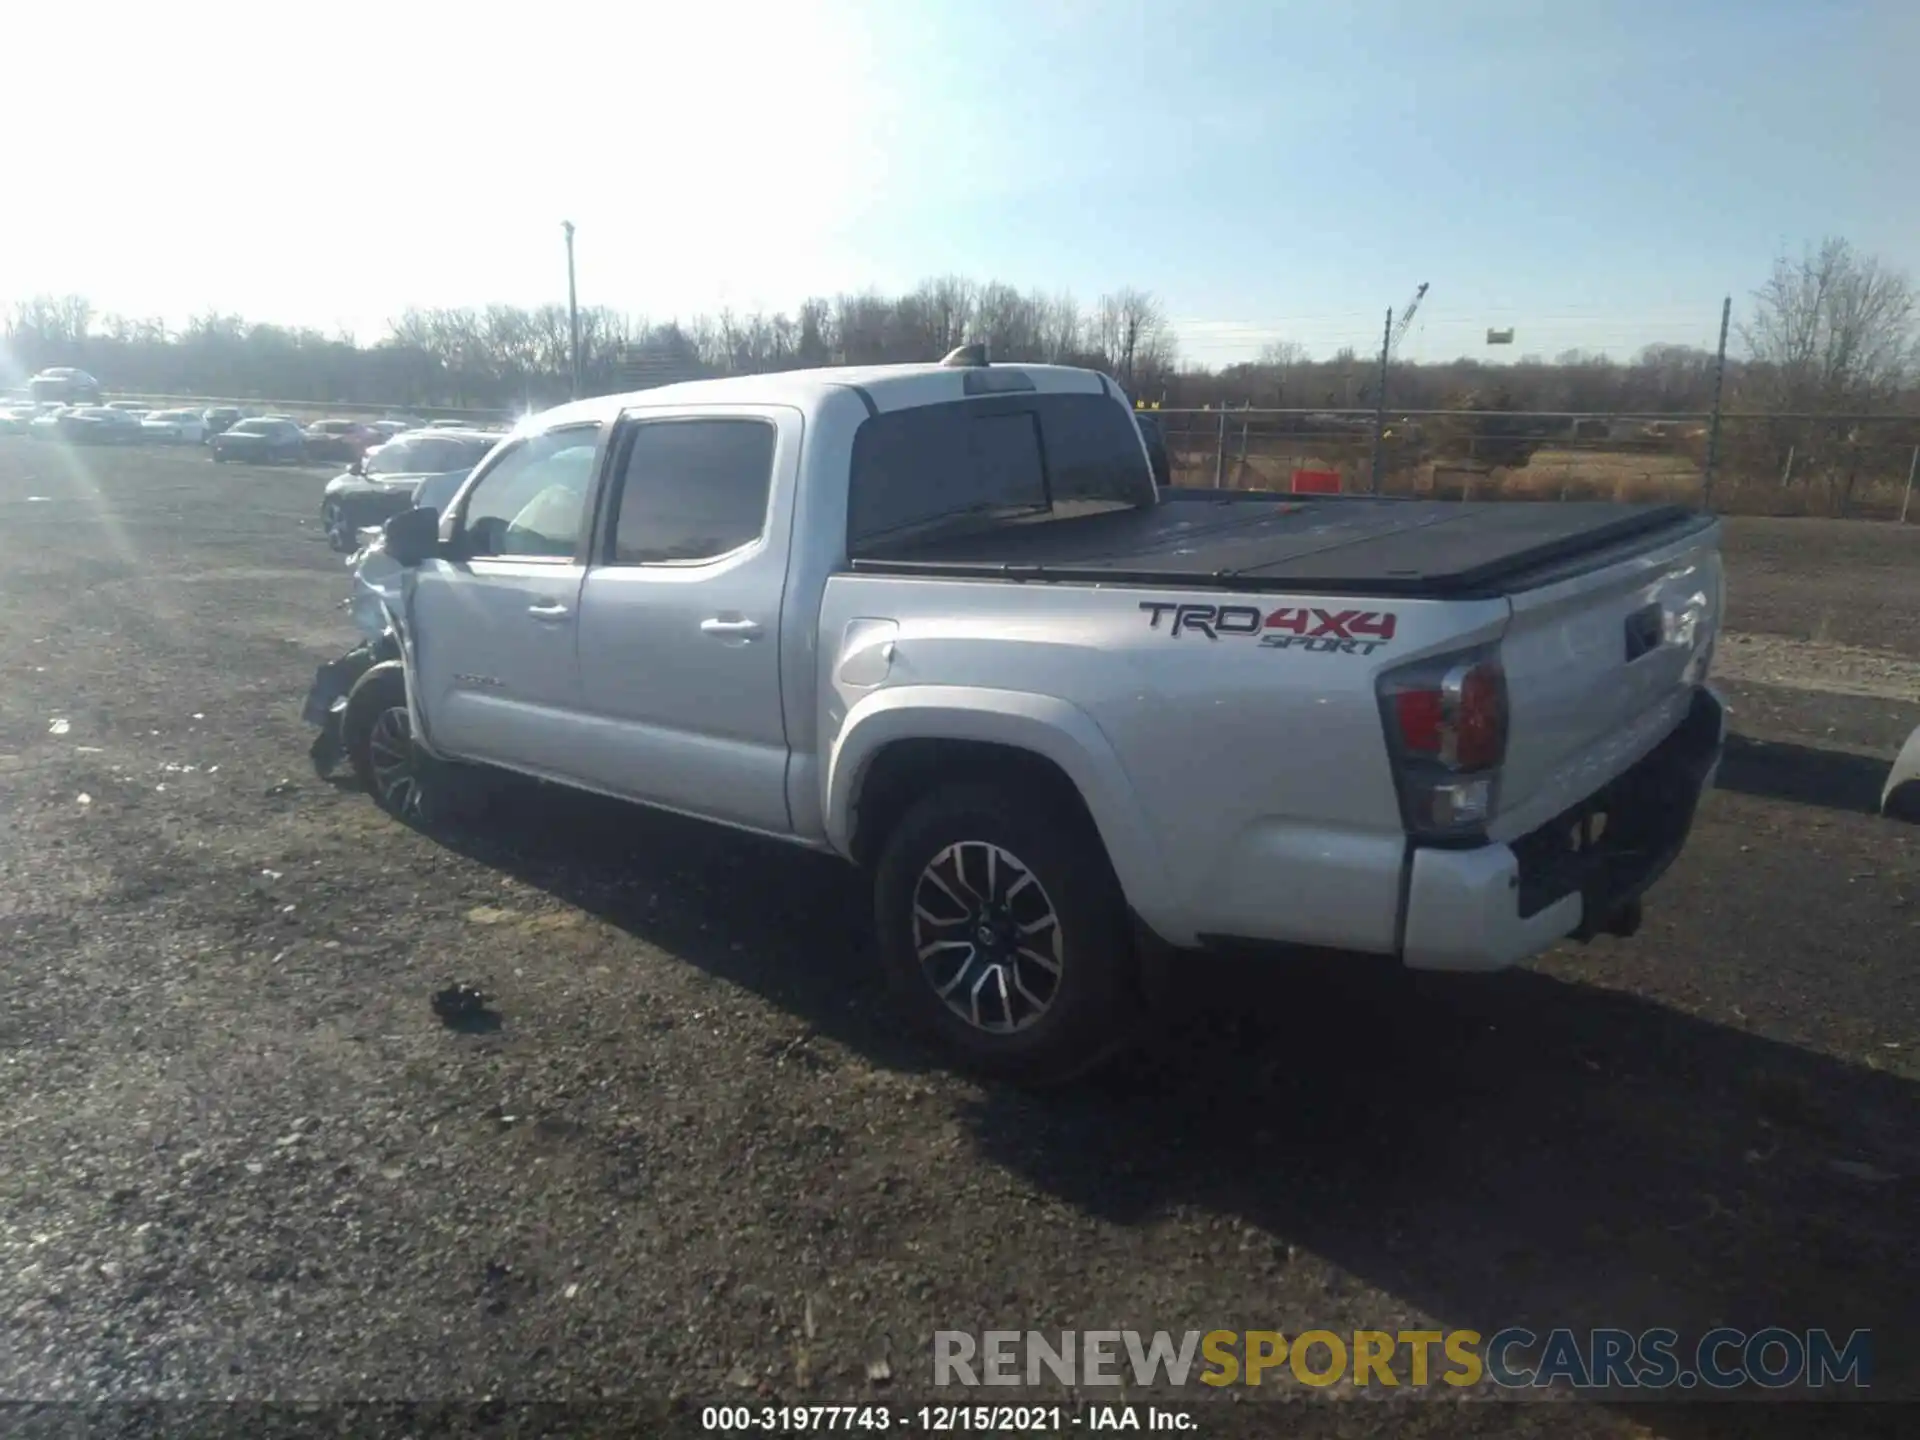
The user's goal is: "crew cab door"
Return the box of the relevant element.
[408,422,604,775]
[568,406,800,833]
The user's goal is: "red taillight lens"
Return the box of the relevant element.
[1388,662,1505,770]
[1394,689,1445,755]
[1452,662,1506,771]
[1378,648,1508,839]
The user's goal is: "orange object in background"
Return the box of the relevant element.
[1291,469,1342,494]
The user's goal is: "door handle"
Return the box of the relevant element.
[700,616,762,639]
[527,602,572,621]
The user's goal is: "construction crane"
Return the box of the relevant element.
[1363,282,1430,494]
[1388,282,1429,359]
[1357,283,1430,408]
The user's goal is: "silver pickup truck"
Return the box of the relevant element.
[328,348,1726,1082]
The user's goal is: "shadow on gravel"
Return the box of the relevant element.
[427,779,1916,1427]
[974,957,1919,1422]
[1715,734,1890,816]
[425,779,930,1074]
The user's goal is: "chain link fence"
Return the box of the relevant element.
[1143,407,1920,522]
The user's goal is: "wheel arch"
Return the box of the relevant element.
[827,687,1172,927]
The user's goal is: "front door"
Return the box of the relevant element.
[570,408,799,833]
[408,422,603,777]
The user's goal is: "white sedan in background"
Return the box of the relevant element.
[140,409,209,443]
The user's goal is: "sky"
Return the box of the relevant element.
[2,0,1913,367]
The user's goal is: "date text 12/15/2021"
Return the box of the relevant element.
[702,1404,1197,1432]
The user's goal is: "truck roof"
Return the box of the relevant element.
[526,361,1119,431]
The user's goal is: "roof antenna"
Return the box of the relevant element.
[939,343,990,368]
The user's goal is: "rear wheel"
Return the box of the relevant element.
[871,781,1138,1085]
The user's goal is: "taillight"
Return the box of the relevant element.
[1378,647,1508,839]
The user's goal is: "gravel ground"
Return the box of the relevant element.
[0,443,1914,1439]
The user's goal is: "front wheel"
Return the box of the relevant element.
[342,664,425,820]
[340,662,494,826]
[871,781,1139,1086]
[322,500,353,551]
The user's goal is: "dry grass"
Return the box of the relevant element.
[1168,440,1916,521]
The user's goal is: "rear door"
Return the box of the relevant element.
[407,423,603,775]
[1491,521,1723,840]
[568,406,800,833]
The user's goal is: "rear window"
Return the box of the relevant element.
[848,392,1154,551]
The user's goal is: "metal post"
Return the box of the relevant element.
[1368,306,1391,494]
[1213,407,1227,488]
[563,221,582,401]
[1701,295,1731,508]
[1901,445,1919,525]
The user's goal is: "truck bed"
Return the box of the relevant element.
[846,491,1711,599]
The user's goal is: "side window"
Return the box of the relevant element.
[459,425,601,560]
[607,418,775,565]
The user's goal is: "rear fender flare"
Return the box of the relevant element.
[1884,722,1920,822]
[826,686,1172,926]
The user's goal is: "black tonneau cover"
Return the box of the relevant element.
[847,489,1711,599]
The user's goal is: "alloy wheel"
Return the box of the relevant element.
[910,840,1063,1034]
[366,705,423,817]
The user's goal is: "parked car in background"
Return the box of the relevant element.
[27,368,103,406]
[211,417,309,464]
[367,420,415,440]
[28,406,71,438]
[425,419,475,430]
[31,406,144,444]
[74,407,142,443]
[141,408,209,443]
[202,406,244,438]
[304,419,383,463]
[319,428,498,550]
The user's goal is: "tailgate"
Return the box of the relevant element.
[1490,519,1723,841]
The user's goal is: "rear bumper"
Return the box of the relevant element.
[1401,685,1724,971]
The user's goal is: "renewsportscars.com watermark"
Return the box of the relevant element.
[933,1327,1873,1392]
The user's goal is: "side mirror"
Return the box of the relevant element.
[383,505,442,567]
[348,455,365,476]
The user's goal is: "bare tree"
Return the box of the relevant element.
[1738,238,1920,511]
[1093,287,1175,391]
[1741,237,1918,412]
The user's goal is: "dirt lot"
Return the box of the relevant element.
[1,442,1914,1438]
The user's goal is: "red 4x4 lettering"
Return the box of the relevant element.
[1265,607,1397,641]
[1347,611,1397,640]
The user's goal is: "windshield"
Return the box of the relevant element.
[229,420,273,435]
[365,435,489,476]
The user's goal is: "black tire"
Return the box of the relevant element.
[341,662,492,826]
[1885,778,1920,824]
[322,500,353,551]
[871,781,1138,1086]
[342,663,423,820]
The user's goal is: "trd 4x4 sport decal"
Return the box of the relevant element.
[1139,601,1398,655]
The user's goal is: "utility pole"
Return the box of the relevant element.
[563,221,582,401]
[1701,295,1731,509]
[1368,306,1392,495]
